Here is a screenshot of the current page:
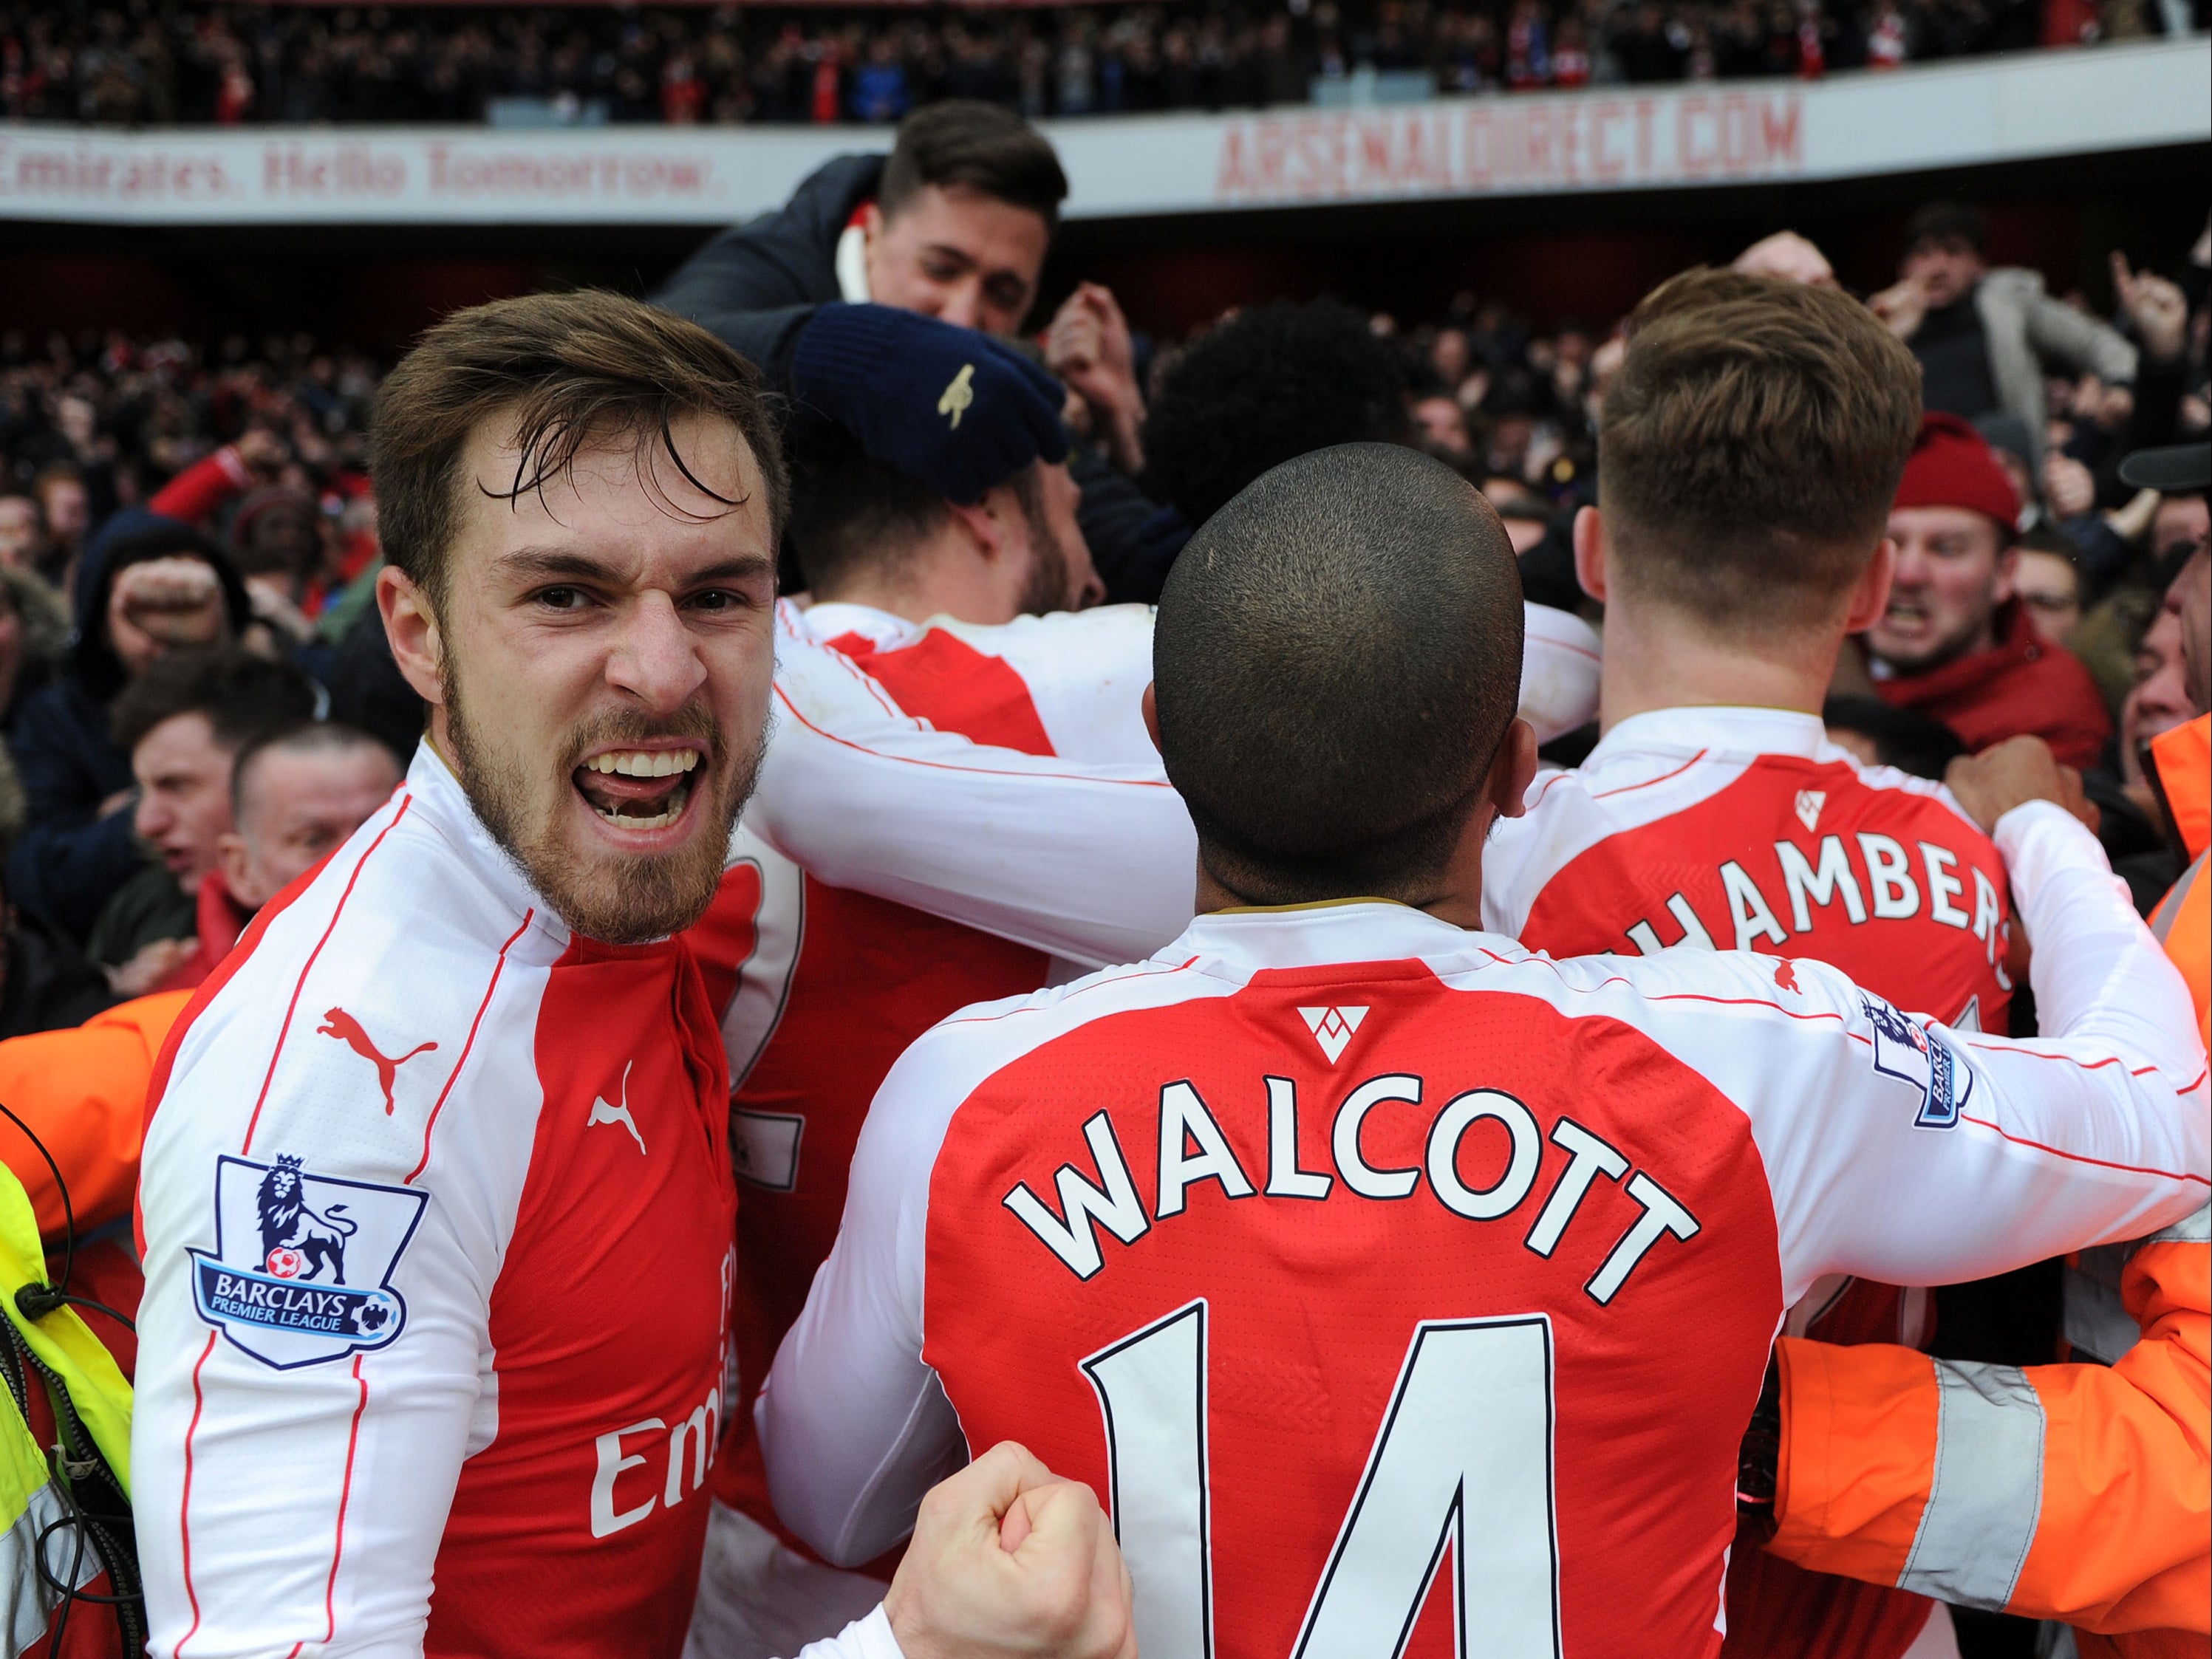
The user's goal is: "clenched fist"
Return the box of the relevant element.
[1945,735,2097,836]
[885,1442,1136,1659]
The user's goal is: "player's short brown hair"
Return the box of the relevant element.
[1600,269,1921,632]
[369,290,786,612]
[879,100,1068,228]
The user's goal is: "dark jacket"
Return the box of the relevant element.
[6,512,252,940]
[659,154,1183,606]
[0,907,115,1040]
[657,153,885,388]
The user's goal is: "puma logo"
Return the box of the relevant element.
[588,1061,648,1157]
[317,1008,437,1115]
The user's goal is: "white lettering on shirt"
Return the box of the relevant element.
[664,1388,720,1507]
[1625,892,1719,955]
[1333,1074,1424,1199]
[1008,1077,1698,1301]
[1586,1171,1701,1305]
[1156,1081,1256,1218]
[1920,842,1971,929]
[1777,836,1868,931]
[1858,833,1921,919]
[1426,1090,1543,1221]
[1264,1075,1334,1200]
[590,1417,665,1538]
[1720,860,1790,951]
[1003,1112,1152,1280]
[1524,1117,1631,1258]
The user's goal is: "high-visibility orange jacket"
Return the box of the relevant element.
[1770,725,2211,1654]
[0,991,189,1239]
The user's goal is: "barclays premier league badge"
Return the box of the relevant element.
[190,1154,427,1369]
[1861,995,1971,1131]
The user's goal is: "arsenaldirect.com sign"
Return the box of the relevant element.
[1,36,2202,226]
[1211,90,1806,204]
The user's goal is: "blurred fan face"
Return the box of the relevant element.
[2126,607,2193,752]
[864,185,1051,338]
[2013,548,2082,648]
[132,712,235,895]
[222,745,403,910]
[1013,459,1102,616]
[2172,547,2210,717]
[1902,236,1984,309]
[1871,505,2013,673]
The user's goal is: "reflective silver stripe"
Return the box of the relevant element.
[0,1480,100,1658]
[2144,1203,2211,1245]
[2146,852,2205,944]
[1897,1360,2045,1610]
[2064,1248,2141,1364]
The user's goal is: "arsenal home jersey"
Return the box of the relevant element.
[758,805,2207,1659]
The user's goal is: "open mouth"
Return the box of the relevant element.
[572,746,703,832]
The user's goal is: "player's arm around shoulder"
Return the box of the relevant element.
[134,877,533,1655]
[1703,741,2208,1293]
[758,612,1196,968]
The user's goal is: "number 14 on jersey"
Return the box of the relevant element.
[1082,1301,1563,1658]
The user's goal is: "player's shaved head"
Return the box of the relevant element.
[1153,442,1526,906]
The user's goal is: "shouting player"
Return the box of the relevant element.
[1480,269,2002,1658]
[758,442,2206,1659]
[131,292,1131,1659]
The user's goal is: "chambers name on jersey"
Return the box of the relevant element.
[758,804,2208,1659]
[133,747,738,1659]
[1488,708,2011,1036]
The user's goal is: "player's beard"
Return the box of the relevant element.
[445,666,763,945]
[1017,488,1075,617]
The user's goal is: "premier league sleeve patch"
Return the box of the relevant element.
[189,1153,429,1369]
[1860,994,1973,1130]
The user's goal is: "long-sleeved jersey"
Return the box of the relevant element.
[133,747,754,1658]
[759,801,2207,1659]
[1482,705,2015,1659]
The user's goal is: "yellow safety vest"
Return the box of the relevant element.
[0,1162,137,1655]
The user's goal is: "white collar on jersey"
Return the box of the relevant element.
[403,740,573,946]
[1174,900,1510,973]
[799,600,915,649]
[1591,704,1832,765]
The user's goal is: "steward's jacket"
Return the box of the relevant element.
[0,994,190,1240]
[0,1162,140,1654]
[1769,718,2211,1653]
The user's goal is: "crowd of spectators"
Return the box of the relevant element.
[0,196,2205,1047]
[5,0,2199,129]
